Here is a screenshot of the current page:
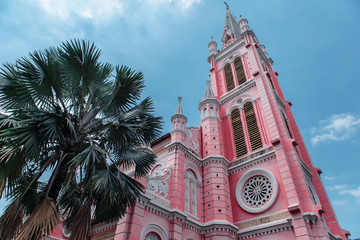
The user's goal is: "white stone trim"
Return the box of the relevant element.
[237,219,292,239]
[215,39,246,63]
[140,224,168,240]
[236,169,278,213]
[220,78,256,105]
[228,148,275,175]
[225,94,256,116]
[184,162,202,182]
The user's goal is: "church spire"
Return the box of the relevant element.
[223,3,241,39]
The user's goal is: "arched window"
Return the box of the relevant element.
[231,108,247,157]
[210,107,214,116]
[234,57,246,85]
[224,63,235,91]
[145,232,161,240]
[244,102,263,151]
[184,170,197,216]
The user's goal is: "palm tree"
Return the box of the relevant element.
[0,39,162,240]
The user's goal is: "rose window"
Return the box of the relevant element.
[236,169,278,213]
[242,175,272,207]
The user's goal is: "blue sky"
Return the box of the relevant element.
[0,0,359,238]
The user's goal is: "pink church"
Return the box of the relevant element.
[48,5,349,240]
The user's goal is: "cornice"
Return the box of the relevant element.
[202,155,230,167]
[219,79,256,105]
[139,195,239,235]
[166,141,202,166]
[91,221,117,236]
[228,147,275,175]
[199,98,220,109]
[237,219,292,240]
[215,39,246,63]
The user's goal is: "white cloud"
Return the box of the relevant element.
[332,199,348,206]
[328,184,360,204]
[340,186,360,201]
[311,113,360,145]
[327,184,348,191]
[34,0,124,23]
[324,176,335,181]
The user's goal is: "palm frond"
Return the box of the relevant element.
[16,197,59,240]
[67,198,92,240]
[0,63,36,110]
[116,148,156,178]
[0,199,24,240]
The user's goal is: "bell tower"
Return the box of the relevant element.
[205,4,349,240]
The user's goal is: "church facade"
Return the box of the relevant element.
[48,6,349,240]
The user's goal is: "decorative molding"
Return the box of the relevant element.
[215,39,246,63]
[274,90,286,110]
[91,221,117,237]
[236,169,278,213]
[139,193,239,235]
[303,212,318,224]
[184,162,202,182]
[202,155,230,167]
[219,79,256,105]
[237,219,292,240]
[228,147,275,174]
[225,94,257,117]
[235,210,290,229]
[146,164,172,197]
[141,224,168,240]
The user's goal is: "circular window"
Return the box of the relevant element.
[236,169,278,213]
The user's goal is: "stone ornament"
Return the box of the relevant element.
[236,168,278,213]
[147,164,173,197]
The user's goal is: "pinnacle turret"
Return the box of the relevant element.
[203,80,215,99]
[175,96,184,115]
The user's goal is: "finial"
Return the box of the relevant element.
[240,15,243,20]
[211,36,214,41]
[203,80,215,99]
[224,1,229,10]
[175,96,184,115]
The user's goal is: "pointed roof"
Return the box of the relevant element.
[224,3,241,39]
[203,80,215,99]
[175,96,184,115]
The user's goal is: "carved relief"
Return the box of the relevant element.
[147,164,172,197]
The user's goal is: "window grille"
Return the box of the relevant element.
[231,108,247,157]
[244,102,263,151]
[234,57,246,85]
[224,63,235,91]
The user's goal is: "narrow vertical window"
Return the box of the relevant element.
[224,63,235,91]
[267,74,275,90]
[231,109,247,157]
[234,57,246,85]
[244,102,263,151]
[282,113,293,138]
[184,170,197,216]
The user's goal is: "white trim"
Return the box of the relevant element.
[184,162,202,182]
[236,168,278,213]
[140,224,168,240]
